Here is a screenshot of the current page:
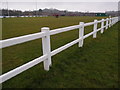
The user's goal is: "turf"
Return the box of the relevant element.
[1,16,119,88]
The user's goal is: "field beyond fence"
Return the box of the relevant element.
[0,16,119,88]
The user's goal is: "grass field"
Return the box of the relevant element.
[1,16,119,88]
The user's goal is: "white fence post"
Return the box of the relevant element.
[79,22,84,47]
[111,18,112,26]
[109,18,112,27]
[101,19,104,34]
[106,18,109,29]
[0,16,119,83]
[113,18,115,25]
[109,16,111,27]
[112,18,114,26]
[113,18,114,25]
[93,19,98,38]
[41,27,51,71]
[111,18,113,25]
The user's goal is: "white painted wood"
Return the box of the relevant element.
[0,32,45,49]
[0,17,118,84]
[97,27,103,32]
[51,38,81,56]
[84,31,94,39]
[79,22,84,47]
[106,18,109,29]
[0,17,117,49]
[84,27,102,39]
[93,20,98,38]
[109,18,112,27]
[111,18,113,25]
[50,25,80,35]
[0,55,47,83]
[84,22,95,27]
[101,19,104,33]
[41,27,52,71]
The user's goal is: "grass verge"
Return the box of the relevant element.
[2,17,118,88]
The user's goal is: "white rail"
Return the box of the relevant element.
[0,17,119,83]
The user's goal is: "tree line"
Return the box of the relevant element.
[1,8,119,17]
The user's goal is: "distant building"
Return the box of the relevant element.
[105,11,118,17]
[95,13,108,17]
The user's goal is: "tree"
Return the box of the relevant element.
[39,9,42,12]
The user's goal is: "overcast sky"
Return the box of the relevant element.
[1,0,119,12]
[1,0,120,2]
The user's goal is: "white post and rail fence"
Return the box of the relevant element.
[0,17,119,83]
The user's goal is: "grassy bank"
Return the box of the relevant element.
[2,16,118,88]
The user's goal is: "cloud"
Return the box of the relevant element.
[2,2,118,12]
[1,0,119,2]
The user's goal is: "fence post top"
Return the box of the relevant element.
[41,27,49,30]
[41,27,50,31]
[94,19,98,24]
[79,22,84,25]
[94,19,97,22]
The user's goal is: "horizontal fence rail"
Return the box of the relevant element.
[0,17,119,83]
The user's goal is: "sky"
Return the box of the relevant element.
[1,0,120,2]
[1,0,119,12]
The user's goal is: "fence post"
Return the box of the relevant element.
[109,16,112,27]
[101,19,104,34]
[93,19,98,38]
[79,22,84,47]
[113,18,115,25]
[41,27,51,71]
[109,18,112,27]
[112,18,114,26]
[106,18,109,29]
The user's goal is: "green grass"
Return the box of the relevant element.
[1,16,119,88]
